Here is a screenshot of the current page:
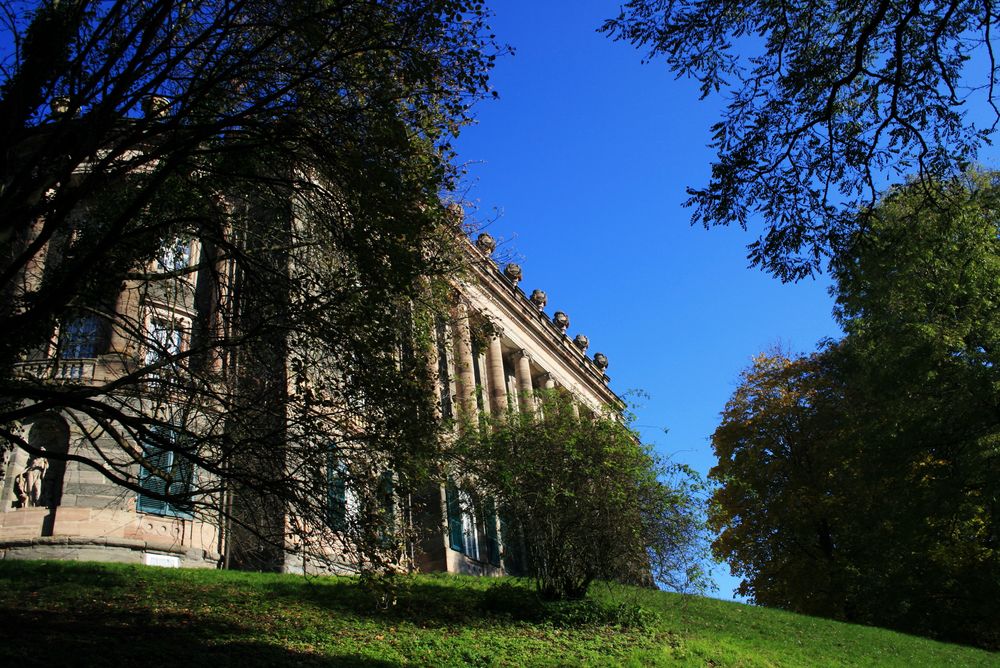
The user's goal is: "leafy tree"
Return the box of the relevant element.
[710,174,1000,648]
[0,0,502,572]
[458,391,710,600]
[603,1,1000,280]
[709,348,857,618]
[832,172,1000,647]
[833,170,1000,385]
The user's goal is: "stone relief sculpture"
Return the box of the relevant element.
[14,455,49,508]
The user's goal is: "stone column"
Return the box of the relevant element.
[426,325,443,420]
[208,242,229,373]
[17,217,48,306]
[486,333,507,416]
[108,280,141,360]
[15,218,52,360]
[477,349,491,417]
[452,302,477,421]
[515,349,534,416]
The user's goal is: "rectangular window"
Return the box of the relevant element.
[379,470,395,544]
[498,510,525,576]
[326,449,348,531]
[325,451,360,533]
[471,341,485,411]
[137,428,193,517]
[504,361,519,413]
[446,480,464,552]
[58,315,104,359]
[156,237,192,273]
[145,315,185,368]
[445,480,482,560]
[379,470,394,523]
[459,489,479,561]
[435,318,453,420]
[484,497,501,567]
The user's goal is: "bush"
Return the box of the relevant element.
[480,580,656,629]
[458,391,710,600]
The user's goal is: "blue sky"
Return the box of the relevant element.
[452,1,843,600]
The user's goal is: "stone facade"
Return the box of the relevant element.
[1,220,621,575]
[408,232,620,577]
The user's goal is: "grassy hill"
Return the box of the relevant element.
[0,560,995,666]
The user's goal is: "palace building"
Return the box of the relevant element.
[1,196,621,574]
[412,232,621,576]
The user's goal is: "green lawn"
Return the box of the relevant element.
[0,560,995,666]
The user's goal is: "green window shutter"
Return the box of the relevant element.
[136,427,194,516]
[446,480,464,552]
[378,470,395,546]
[138,426,194,518]
[137,444,170,515]
[326,449,347,531]
[484,497,500,567]
[169,451,194,515]
[380,470,394,523]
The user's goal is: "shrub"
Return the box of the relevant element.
[458,391,710,600]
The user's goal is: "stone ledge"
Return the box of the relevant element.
[0,536,219,564]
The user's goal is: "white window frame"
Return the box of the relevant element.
[459,489,480,561]
[153,237,200,281]
[143,310,191,370]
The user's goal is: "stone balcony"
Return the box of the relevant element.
[14,359,98,383]
[12,357,134,386]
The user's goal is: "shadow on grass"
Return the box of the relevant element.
[258,576,643,630]
[0,606,399,668]
[0,562,401,667]
[0,559,134,590]
[257,576,547,628]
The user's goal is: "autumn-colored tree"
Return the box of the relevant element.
[710,348,856,617]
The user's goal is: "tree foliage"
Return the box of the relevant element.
[710,349,854,616]
[603,1,1000,280]
[0,0,502,571]
[459,391,710,600]
[710,173,1000,648]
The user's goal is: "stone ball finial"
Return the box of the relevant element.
[476,232,496,255]
[51,96,71,117]
[593,352,609,371]
[530,289,547,310]
[142,95,170,119]
[553,311,569,333]
[573,334,589,352]
[503,262,522,285]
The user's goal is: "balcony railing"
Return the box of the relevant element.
[14,359,97,383]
